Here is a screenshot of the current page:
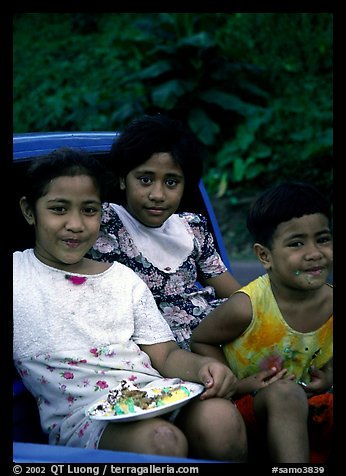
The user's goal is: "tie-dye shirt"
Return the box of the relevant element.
[223,274,333,385]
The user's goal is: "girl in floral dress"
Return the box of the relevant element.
[13,147,247,461]
[88,114,240,350]
[191,182,333,463]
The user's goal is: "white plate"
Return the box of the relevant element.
[86,382,205,422]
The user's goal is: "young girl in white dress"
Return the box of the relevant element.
[13,147,247,461]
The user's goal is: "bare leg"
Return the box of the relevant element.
[254,380,309,463]
[176,397,248,462]
[99,417,188,457]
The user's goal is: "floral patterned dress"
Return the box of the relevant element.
[13,249,179,449]
[88,204,229,350]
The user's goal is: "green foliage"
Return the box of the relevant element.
[13,13,333,202]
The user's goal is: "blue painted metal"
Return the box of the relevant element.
[13,442,227,463]
[198,180,232,272]
[13,131,118,160]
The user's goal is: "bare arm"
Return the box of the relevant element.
[200,270,241,298]
[189,292,252,396]
[191,292,252,349]
[191,341,229,365]
[140,340,238,399]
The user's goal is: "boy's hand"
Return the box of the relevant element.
[236,367,289,397]
[198,361,238,400]
[303,365,333,396]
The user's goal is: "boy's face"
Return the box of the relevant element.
[120,152,185,227]
[265,213,333,290]
[30,175,102,270]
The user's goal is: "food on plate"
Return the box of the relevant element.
[88,379,193,417]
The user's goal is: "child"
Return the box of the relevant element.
[88,114,240,350]
[13,147,247,461]
[190,182,333,463]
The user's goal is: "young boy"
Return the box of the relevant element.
[191,182,333,463]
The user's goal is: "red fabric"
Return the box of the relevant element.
[235,392,333,463]
[308,393,333,464]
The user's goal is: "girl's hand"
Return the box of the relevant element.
[198,361,238,400]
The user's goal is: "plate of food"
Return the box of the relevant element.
[86,379,205,422]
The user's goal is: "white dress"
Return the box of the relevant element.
[13,249,178,449]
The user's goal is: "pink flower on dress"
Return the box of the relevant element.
[93,231,116,253]
[61,371,74,380]
[65,275,87,285]
[67,359,87,366]
[78,421,90,438]
[67,395,77,404]
[95,380,109,391]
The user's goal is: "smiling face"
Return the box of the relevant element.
[256,213,333,291]
[121,152,185,227]
[21,174,102,270]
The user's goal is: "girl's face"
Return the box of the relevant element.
[121,152,185,227]
[263,213,333,291]
[25,175,102,270]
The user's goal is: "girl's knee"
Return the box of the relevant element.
[205,399,248,461]
[180,398,248,461]
[149,421,188,456]
[99,418,188,457]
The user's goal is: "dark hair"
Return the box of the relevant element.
[107,114,205,203]
[247,181,332,247]
[24,147,112,207]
